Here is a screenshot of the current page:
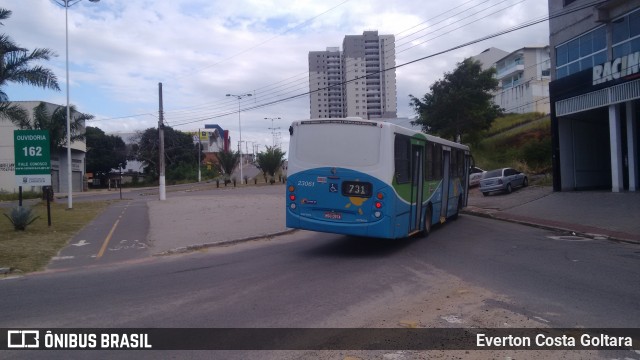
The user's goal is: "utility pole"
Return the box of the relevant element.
[158,82,166,201]
[198,128,202,182]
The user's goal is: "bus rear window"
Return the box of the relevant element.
[294,122,381,167]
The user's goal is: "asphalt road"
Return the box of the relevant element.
[1,215,639,359]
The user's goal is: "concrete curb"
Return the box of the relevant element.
[461,209,640,245]
[151,229,298,256]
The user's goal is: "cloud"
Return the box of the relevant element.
[1,0,549,151]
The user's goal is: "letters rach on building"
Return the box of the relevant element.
[2,328,638,350]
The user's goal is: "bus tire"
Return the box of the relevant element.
[421,205,432,237]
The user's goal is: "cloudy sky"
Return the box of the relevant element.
[1,0,549,152]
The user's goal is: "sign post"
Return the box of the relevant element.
[14,130,52,187]
[14,130,52,225]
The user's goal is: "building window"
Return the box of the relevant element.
[555,26,606,79]
[612,9,640,59]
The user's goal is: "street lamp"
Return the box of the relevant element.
[54,0,100,209]
[264,117,281,147]
[226,93,252,184]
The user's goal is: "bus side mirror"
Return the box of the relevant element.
[289,126,293,136]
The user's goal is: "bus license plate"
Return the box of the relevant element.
[324,212,342,220]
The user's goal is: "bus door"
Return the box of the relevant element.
[409,144,424,234]
[440,148,451,222]
[463,152,472,207]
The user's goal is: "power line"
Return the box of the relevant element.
[168,0,606,127]
[96,0,527,123]
[97,0,603,127]
[171,0,353,81]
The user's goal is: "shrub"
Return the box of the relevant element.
[520,137,552,173]
[3,206,40,231]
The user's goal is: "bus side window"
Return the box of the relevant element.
[450,149,458,177]
[451,149,464,177]
[425,142,433,180]
[433,144,443,179]
[394,135,411,183]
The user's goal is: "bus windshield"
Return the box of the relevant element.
[294,121,381,167]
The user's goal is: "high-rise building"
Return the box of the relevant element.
[309,31,397,119]
[309,47,343,118]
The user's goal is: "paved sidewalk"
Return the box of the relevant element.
[464,186,640,243]
[147,186,290,255]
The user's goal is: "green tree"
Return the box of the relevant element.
[131,126,199,181]
[256,146,286,183]
[0,8,60,122]
[85,126,127,184]
[410,58,502,142]
[215,149,239,182]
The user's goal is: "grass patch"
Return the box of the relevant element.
[0,200,110,273]
[485,112,546,137]
[471,115,552,175]
[0,191,42,202]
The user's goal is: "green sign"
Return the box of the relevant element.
[14,130,51,186]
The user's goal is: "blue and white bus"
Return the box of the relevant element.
[286,118,471,239]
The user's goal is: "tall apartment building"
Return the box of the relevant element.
[309,31,397,119]
[309,47,344,118]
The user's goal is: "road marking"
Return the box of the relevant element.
[71,240,90,247]
[533,316,550,323]
[96,219,120,259]
[399,320,418,328]
[441,315,463,324]
[96,203,129,259]
[547,235,592,242]
[51,256,75,261]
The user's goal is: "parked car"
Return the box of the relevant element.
[469,166,485,187]
[479,168,528,196]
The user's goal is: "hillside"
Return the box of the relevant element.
[469,112,552,180]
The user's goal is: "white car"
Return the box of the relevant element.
[469,166,485,187]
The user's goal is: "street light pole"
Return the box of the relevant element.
[226,93,252,184]
[264,117,281,147]
[55,0,100,209]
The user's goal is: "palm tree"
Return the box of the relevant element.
[215,150,239,183]
[0,8,60,122]
[256,146,286,184]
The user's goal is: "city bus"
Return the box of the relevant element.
[285,118,471,239]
